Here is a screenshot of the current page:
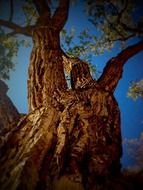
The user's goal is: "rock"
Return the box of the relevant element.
[0,80,20,134]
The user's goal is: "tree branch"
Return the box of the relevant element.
[117,0,143,35]
[117,0,128,23]
[97,40,143,92]
[0,19,34,36]
[5,31,20,37]
[9,0,14,22]
[106,34,134,44]
[32,0,51,18]
[121,22,143,35]
[52,0,69,31]
[104,14,126,40]
[108,1,143,38]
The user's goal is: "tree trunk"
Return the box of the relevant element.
[0,57,122,190]
[0,11,123,190]
[0,91,122,189]
[28,26,67,112]
[1,0,143,188]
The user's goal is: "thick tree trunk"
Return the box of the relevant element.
[28,26,67,112]
[1,36,143,190]
[0,0,143,189]
[0,3,123,189]
[0,58,122,190]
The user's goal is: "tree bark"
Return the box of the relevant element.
[0,59,122,190]
[1,1,143,190]
[27,25,67,112]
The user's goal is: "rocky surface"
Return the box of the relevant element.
[0,80,20,134]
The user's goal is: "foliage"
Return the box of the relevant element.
[60,0,143,79]
[128,80,143,100]
[61,28,101,78]
[85,0,143,47]
[0,0,33,80]
[0,0,143,80]
[22,0,38,25]
[0,27,18,80]
[61,28,105,58]
[61,0,143,60]
[0,26,31,80]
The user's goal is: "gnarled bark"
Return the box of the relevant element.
[0,61,122,190]
[28,26,67,112]
[0,1,143,190]
[1,37,143,190]
[27,0,70,112]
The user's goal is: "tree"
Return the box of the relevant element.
[0,0,143,190]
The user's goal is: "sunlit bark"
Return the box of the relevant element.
[28,26,67,112]
[0,1,143,190]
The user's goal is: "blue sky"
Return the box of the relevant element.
[2,1,143,168]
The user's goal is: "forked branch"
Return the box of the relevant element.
[33,0,51,18]
[52,0,69,31]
